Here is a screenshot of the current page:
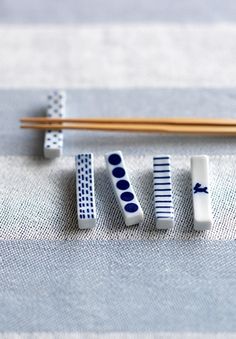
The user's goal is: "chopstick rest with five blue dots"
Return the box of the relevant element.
[191,155,212,230]
[75,153,97,229]
[44,90,66,159]
[105,151,144,226]
[153,155,174,229]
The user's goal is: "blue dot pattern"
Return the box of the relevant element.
[124,203,139,213]
[108,154,121,166]
[120,192,134,201]
[76,154,95,220]
[107,152,140,215]
[116,180,130,190]
[112,167,125,178]
[153,156,174,221]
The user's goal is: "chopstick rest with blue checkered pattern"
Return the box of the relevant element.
[75,153,97,229]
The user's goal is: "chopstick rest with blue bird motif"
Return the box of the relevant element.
[191,155,213,230]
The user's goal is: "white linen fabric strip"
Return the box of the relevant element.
[0,155,236,240]
[0,24,236,88]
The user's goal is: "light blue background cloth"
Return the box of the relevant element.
[1,240,236,332]
[0,0,235,23]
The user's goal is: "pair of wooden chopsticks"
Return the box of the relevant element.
[20,117,236,135]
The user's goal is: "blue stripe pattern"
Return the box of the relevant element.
[153,156,174,221]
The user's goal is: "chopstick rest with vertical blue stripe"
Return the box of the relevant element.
[105,151,144,226]
[153,155,174,229]
[75,153,97,229]
[191,155,212,231]
[44,90,66,159]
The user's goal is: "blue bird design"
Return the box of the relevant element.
[193,183,208,194]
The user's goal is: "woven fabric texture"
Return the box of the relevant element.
[1,334,236,339]
[1,240,236,332]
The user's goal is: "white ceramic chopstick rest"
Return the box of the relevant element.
[44,90,66,159]
[105,151,144,226]
[191,155,213,230]
[75,153,96,229]
[153,155,174,229]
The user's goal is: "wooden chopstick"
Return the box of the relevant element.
[20,117,236,126]
[20,122,236,135]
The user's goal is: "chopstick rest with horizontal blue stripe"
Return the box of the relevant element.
[75,153,97,229]
[191,155,212,231]
[105,151,144,226]
[44,90,66,159]
[153,155,174,229]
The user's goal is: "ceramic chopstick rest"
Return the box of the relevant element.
[105,151,144,226]
[191,155,213,230]
[44,90,66,159]
[153,155,174,229]
[75,153,97,229]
